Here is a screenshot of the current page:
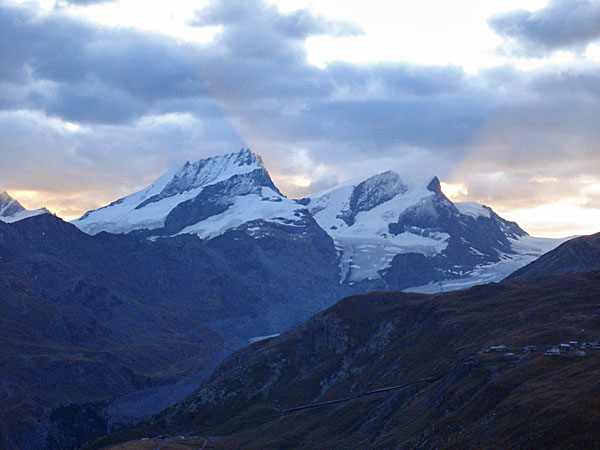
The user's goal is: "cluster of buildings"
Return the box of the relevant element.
[544,341,600,357]
[482,341,600,358]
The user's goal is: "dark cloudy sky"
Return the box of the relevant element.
[1,0,600,236]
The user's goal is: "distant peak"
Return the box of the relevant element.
[337,170,408,226]
[0,191,48,222]
[178,149,260,173]
[175,149,265,187]
[127,148,275,211]
[373,170,400,180]
[234,148,263,167]
[0,191,25,216]
[427,176,442,194]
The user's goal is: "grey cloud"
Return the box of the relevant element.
[3,0,600,223]
[328,63,467,97]
[532,70,600,100]
[490,0,600,55]
[0,4,94,84]
[56,0,115,4]
[0,0,487,148]
[0,108,244,196]
[190,0,360,71]
[45,82,145,125]
[0,1,337,124]
[191,0,361,40]
[0,3,209,123]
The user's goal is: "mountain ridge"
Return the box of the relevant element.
[71,148,564,291]
[0,191,49,223]
[505,231,600,281]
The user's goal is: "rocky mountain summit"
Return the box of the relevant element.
[73,149,309,238]
[0,191,48,223]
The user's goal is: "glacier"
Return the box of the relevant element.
[70,148,566,291]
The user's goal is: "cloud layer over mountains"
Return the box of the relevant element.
[1,0,600,233]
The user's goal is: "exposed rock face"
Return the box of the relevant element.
[338,171,408,226]
[0,191,25,217]
[159,169,289,235]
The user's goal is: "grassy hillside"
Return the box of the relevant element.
[92,271,600,449]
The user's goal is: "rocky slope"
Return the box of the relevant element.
[0,212,345,450]
[110,270,600,450]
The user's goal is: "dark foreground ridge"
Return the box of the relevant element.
[0,212,347,450]
[89,270,600,450]
[506,231,600,281]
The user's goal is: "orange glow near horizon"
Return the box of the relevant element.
[8,190,41,201]
[7,189,110,222]
[7,180,600,239]
[497,199,600,238]
[440,182,468,200]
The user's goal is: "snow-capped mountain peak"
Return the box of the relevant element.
[305,173,449,282]
[0,191,23,217]
[303,171,546,286]
[72,149,298,236]
[70,151,563,293]
[148,149,269,201]
[0,191,49,223]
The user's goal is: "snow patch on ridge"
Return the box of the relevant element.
[177,187,307,240]
[455,202,492,219]
[405,234,569,294]
[0,208,49,223]
[73,149,268,235]
[308,174,450,281]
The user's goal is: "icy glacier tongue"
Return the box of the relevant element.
[306,172,563,287]
[307,172,451,282]
[73,149,308,237]
[0,191,49,223]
